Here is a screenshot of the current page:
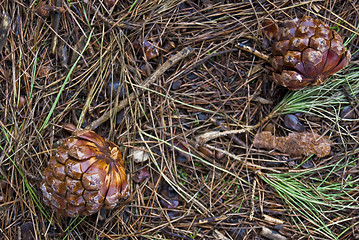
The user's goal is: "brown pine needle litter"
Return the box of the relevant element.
[0,1,359,239]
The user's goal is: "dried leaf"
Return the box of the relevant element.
[173,140,191,162]
[160,182,179,209]
[132,168,150,183]
[20,222,35,240]
[253,131,331,157]
[130,146,150,163]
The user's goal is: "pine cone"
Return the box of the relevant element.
[263,16,351,90]
[41,125,129,217]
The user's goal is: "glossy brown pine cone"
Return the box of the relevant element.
[41,125,129,217]
[263,16,351,90]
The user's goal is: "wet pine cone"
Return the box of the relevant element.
[41,125,129,217]
[263,16,351,90]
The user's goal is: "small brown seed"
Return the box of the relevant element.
[198,146,213,158]
[215,150,225,160]
[17,96,26,110]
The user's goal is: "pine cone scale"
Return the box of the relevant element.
[55,147,68,164]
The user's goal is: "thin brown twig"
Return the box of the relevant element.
[195,111,276,145]
[86,46,194,130]
[236,43,270,62]
[210,117,246,147]
[50,0,62,56]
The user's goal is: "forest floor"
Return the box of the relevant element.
[0,0,359,239]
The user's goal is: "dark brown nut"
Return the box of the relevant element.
[41,127,129,217]
[263,16,350,90]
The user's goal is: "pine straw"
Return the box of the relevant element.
[0,0,359,239]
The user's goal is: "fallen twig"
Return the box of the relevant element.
[50,0,62,56]
[86,46,194,130]
[249,178,257,221]
[210,117,246,147]
[195,112,276,145]
[236,43,270,62]
[0,12,11,52]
